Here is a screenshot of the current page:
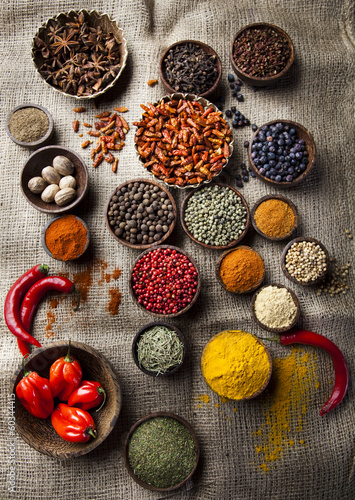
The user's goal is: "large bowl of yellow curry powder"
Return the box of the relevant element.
[201,330,272,400]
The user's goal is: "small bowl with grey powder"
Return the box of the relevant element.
[281,237,329,286]
[6,104,54,148]
[252,284,300,333]
[181,182,250,249]
[105,178,177,249]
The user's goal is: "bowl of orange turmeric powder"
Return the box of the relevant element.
[216,245,265,294]
[41,214,90,261]
[251,195,299,241]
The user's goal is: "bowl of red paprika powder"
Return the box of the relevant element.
[41,214,90,261]
[11,341,122,458]
[130,245,201,317]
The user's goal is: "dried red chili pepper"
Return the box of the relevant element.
[16,357,54,419]
[263,328,349,416]
[4,264,48,350]
[17,277,80,357]
[51,403,97,442]
[49,341,83,401]
[68,380,106,411]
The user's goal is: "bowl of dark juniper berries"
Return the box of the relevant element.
[105,179,177,249]
[159,40,222,98]
[181,182,250,250]
[130,245,201,317]
[248,120,316,187]
[32,9,128,99]
[230,23,295,87]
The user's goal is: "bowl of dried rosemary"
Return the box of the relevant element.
[132,322,186,377]
[31,9,128,99]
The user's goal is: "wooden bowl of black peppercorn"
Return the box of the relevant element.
[159,40,222,98]
[105,179,177,249]
[230,23,295,87]
[248,120,316,188]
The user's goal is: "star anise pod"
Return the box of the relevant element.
[50,30,80,55]
[83,32,106,53]
[82,53,107,74]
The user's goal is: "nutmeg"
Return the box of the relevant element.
[54,187,76,206]
[53,156,74,176]
[28,176,48,194]
[59,175,77,189]
[42,166,61,185]
[41,184,60,203]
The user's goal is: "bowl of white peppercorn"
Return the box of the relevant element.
[21,145,89,214]
[281,237,329,286]
[251,284,300,333]
[105,179,177,249]
[180,182,250,249]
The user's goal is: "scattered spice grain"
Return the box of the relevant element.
[73,107,86,113]
[128,416,197,488]
[254,198,295,238]
[147,79,158,87]
[8,107,49,143]
[317,260,350,296]
[72,120,80,133]
[219,247,264,293]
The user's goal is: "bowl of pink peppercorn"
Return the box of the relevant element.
[129,245,201,317]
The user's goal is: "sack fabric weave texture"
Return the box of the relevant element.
[0,1,354,499]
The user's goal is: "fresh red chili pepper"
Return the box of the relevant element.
[68,380,106,411]
[263,328,349,416]
[4,264,49,350]
[51,403,97,442]
[17,276,80,357]
[16,357,54,419]
[49,341,83,401]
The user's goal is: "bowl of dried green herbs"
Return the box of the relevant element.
[132,322,186,377]
[32,9,128,99]
[124,412,199,491]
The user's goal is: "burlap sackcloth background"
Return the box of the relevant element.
[0,1,354,499]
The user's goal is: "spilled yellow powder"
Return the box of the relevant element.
[215,403,220,408]
[254,347,318,470]
[197,394,210,404]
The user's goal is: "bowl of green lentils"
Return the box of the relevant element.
[180,182,250,249]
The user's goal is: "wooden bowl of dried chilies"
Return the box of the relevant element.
[32,9,128,99]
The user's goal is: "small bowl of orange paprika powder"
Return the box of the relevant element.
[216,245,265,294]
[41,214,90,261]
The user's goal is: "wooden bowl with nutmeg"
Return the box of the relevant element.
[21,145,89,214]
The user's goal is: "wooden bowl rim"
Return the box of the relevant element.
[201,330,272,400]
[248,119,316,188]
[216,245,265,294]
[135,93,233,190]
[104,178,177,250]
[129,244,201,318]
[6,103,54,148]
[230,22,295,87]
[251,283,301,333]
[251,194,299,241]
[20,145,89,214]
[31,9,128,100]
[132,322,186,377]
[41,214,90,261]
[11,340,122,459]
[180,181,250,250]
[123,411,200,492]
[159,39,222,98]
[281,236,330,286]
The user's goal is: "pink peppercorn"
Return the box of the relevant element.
[131,248,198,314]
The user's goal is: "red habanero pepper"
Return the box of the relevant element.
[263,328,349,416]
[17,276,80,357]
[4,264,49,350]
[49,341,82,401]
[51,403,97,442]
[16,358,54,419]
[68,381,107,411]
